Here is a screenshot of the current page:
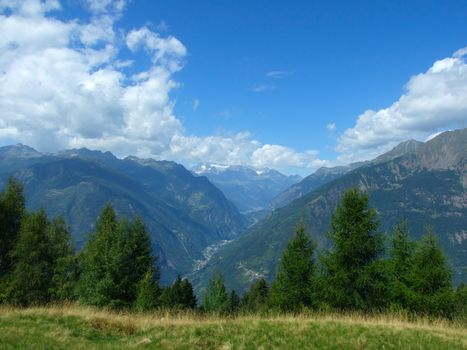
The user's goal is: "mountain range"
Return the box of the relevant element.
[0,128,465,292]
[190,129,467,293]
[192,163,301,213]
[0,145,246,284]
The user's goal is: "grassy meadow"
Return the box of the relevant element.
[0,305,465,349]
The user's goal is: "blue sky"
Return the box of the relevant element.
[1,0,467,174]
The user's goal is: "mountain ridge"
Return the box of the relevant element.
[190,129,467,293]
[192,163,302,213]
[0,146,247,284]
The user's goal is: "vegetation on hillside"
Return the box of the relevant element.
[0,178,465,322]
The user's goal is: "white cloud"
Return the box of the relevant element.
[193,99,200,110]
[0,1,323,174]
[252,145,328,170]
[266,71,292,79]
[251,84,275,92]
[326,123,336,131]
[337,48,467,162]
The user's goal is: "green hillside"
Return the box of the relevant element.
[192,129,467,292]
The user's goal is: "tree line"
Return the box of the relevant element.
[201,188,466,317]
[0,178,465,317]
[0,178,195,310]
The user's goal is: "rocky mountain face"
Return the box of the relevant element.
[0,146,247,284]
[192,164,301,213]
[269,139,427,211]
[191,129,467,293]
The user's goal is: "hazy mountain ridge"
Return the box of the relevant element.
[270,139,429,210]
[191,129,467,293]
[0,146,247,284]
[192,163,302,213]
[269,161,366,210]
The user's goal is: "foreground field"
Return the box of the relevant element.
[0,305,465,349]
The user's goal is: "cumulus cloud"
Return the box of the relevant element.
[0,0,324,174]
[251,145,327,170]
[326,123,336,131]
[337,48,467,162]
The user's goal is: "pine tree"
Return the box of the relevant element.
[388,221,415,309]
[270,224,315,312]
[241,278,269,313]
[319,188,388,311]
[0,178,25,279]
[409,228,455,316]
[8,209,53,305]
[202,272,229,314]
[134,269,160,312]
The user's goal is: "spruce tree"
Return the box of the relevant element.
[202,272,229,314]
[454,284,467,319]
[270,224,315,312]
[8,209,53,305]
[409,228,455,316]
[134,269,160,312]
[0,178,25,279]
[229,289,240,313]
[319,188,388,310]
[388,221,415,309]
[47,217,77,301]
[77,204,121,307]
[124,217,156,302]
[160,276,197,309]
[78,205,158,309]
[241,278,269,313]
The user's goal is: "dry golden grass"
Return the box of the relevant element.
[0,304,465,349]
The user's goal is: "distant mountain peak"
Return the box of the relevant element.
[191,163,302,213]
[0,143,43,158]
[373,139,423,164]
[58,148,117,161]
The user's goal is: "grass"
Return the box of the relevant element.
[0,304,465,349]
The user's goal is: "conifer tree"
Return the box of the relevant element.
[0,178,25,279]
[388,221,415,309]
[454,284,467,318]
[202,272,229,314]
[8,209,53,305]
[134,269,160,312]
[160,276,197,309]
[229,289,240,313]
[124,217,156,302]
[47,217,77,301]
[77,204,122,307]
[319,188,388,310]
[409,228,455,316]
[180,278,197,309]
[241,278,269,312]
[78,205,158,308]
[270,224,315,312]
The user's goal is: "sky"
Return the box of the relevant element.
[0,0,467,175]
